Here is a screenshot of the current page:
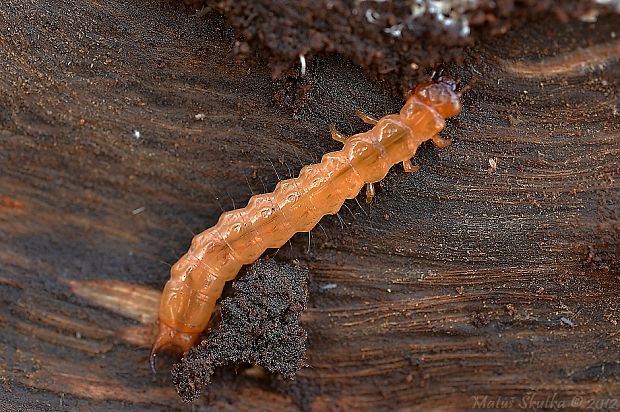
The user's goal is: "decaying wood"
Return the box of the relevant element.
[0,0,618,410]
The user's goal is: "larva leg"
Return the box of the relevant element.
[431,134,451,149]
[402,159,414,173]
[402,159,421,173]
[329,124,348,144]
[365,183,376,204]
[354,110,379,125]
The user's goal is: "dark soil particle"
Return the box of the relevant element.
[171,258,309,403]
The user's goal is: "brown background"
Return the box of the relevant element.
[0,0,618,410]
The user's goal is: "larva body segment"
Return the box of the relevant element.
[151,79,463,365]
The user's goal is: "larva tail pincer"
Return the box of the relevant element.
[150,78,464,371]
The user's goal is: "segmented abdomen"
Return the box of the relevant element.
[161,109,442,333]
[185,118,415,261]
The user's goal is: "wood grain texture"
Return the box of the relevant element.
[0,0,618,410]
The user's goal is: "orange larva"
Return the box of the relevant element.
[150,78,464,369]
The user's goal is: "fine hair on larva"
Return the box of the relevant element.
[150,78,465,371]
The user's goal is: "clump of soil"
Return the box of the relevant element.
[171,259,309,402]
[177,0,618,92]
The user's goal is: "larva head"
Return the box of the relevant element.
[412,78,462,118]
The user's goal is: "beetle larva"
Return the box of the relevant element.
[150,78,464,370]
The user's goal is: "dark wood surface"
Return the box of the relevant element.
[0,1,618,410]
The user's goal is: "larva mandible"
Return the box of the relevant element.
[150,78,464,369]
